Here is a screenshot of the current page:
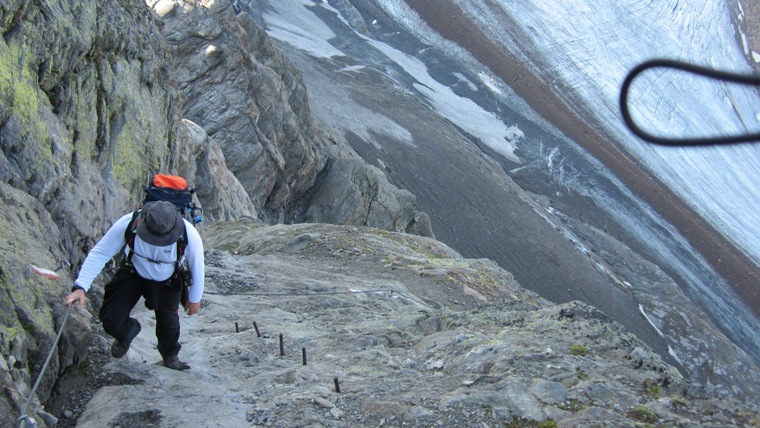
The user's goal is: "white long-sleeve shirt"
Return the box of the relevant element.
[75,212,205,303]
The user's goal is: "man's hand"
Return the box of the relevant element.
[65,289,86,308]
[184,301,201,316]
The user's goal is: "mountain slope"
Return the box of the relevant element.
[241,0,760,398]
[55,221,760,427]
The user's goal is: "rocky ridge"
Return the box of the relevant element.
[49,221,760,427]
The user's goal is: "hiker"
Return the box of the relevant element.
[65,200,204,370]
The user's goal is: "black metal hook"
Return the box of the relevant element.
[620,59,760,146]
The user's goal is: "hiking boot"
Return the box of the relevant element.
[163,355,191,371]
[111,322,141,358]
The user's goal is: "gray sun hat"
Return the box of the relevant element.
[136,201,183,246]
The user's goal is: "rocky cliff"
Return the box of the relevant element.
[1,1,758,427]
[147,0,432,233]
[0,0,428,426]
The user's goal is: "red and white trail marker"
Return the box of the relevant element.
[32,265,61,281]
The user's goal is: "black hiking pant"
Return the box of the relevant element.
[99,267,183,359]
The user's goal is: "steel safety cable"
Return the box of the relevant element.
[18,304,73,428]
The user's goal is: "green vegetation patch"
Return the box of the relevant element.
[569,344,589,356]
[506,417,558,428]
[643,378,661,397]
[628,405,658,423]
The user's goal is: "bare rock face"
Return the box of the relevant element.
[176,119,258,222]
[148,0,430,232]
[1,2,180,426]
[306,158,434,237]
[150,0,305,220]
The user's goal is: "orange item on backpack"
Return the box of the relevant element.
[152,174,188,191]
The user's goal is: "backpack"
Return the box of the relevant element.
[143,174,203,224]
[124,174,199,256]
[122,174,199,304]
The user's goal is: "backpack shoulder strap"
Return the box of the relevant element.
[173,221,189,274]
[123,210,142,264]
[177,220,188,257]
[123,210,188,268]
